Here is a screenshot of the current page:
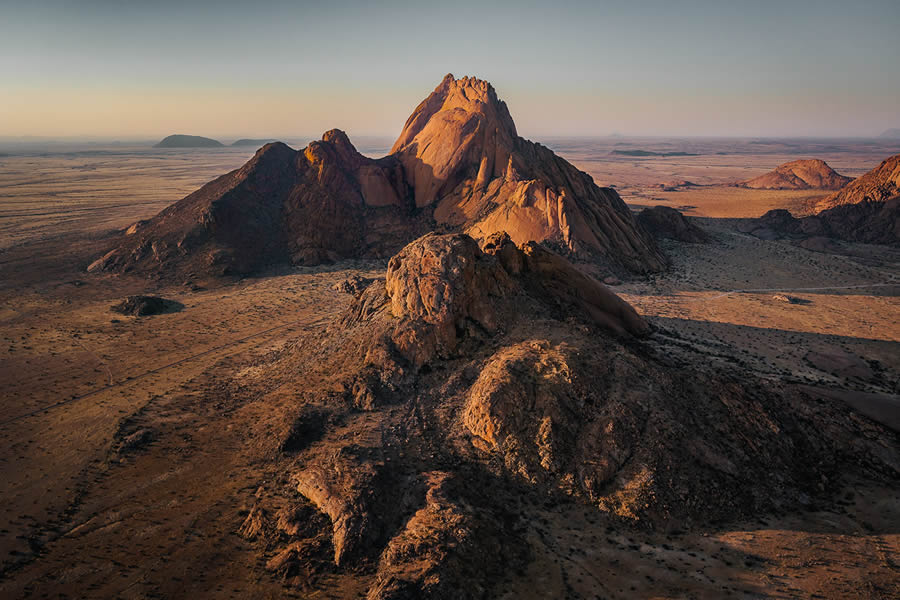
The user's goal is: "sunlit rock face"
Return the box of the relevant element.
[737,159,852,190]
[392,74,666,273]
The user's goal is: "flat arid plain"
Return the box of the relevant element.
[1,134,898,599]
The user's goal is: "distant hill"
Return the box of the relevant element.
[153,135,224,148]
[737,159,852,190]
[611,150,698,157]
[879,128,900,139]
[739,153,900,246]
[90,74,665,279]
[231,138,279,147]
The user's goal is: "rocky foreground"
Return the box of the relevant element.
[233,232,898,598]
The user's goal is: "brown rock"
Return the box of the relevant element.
[384,233,514,366]
[380,232,649,367]
[737,159,852,190]
[742,199,899,247]
[294,458,381,566]
[393,74,665,274]
[367,472,498,600]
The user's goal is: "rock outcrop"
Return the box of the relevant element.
[92,75,664,279]
[111,295,182,316]
[237,231,898,596]
[391,75,665,273]
[737,159,852,190]
[739,200,899,247]
[815,153,900,212]
[636,205,710,243]
[153,134,224,148]
[382,232,648,368]
[739,155,900,246]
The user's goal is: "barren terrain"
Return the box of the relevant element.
[1,138,898,598]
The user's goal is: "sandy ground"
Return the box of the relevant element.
[0,139,898,598]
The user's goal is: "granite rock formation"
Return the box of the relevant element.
[92,75,664,279]
[236,231,898,595]
[737,159,852,190]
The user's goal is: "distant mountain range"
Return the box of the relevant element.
[880,128,900,139]
[230,138,279,147]
[153,135,285,148]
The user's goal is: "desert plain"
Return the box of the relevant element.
[0,135,898,599]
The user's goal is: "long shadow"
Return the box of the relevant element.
[648,316,900,431]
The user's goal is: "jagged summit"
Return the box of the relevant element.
[391,74,517,153]
[737,159,852,190]
[91,75,664,279]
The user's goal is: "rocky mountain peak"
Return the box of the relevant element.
[391,74,517,155]
[91,74,665,279]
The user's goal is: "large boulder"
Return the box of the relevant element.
[381,232,649,368]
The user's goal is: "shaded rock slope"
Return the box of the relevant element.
[636,205,710,243]
[236,232,898,597]
[91,75,664,279]
[736,159,852,190]
[815,153,900,211]
[740,154,900,246]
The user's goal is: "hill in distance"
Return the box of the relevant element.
[153,134,224,148]
[92,74,665,279]
[741,153,900,246]
[879,128,900,139]
[231,138,280,147]
[737,159,852,190]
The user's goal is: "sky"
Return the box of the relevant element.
[1,0,899,139]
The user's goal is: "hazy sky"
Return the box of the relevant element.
[2,0,899,139]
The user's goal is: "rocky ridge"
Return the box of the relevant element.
[740,154,900,246]
[91,75,664,279]
[815,153,900,211]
